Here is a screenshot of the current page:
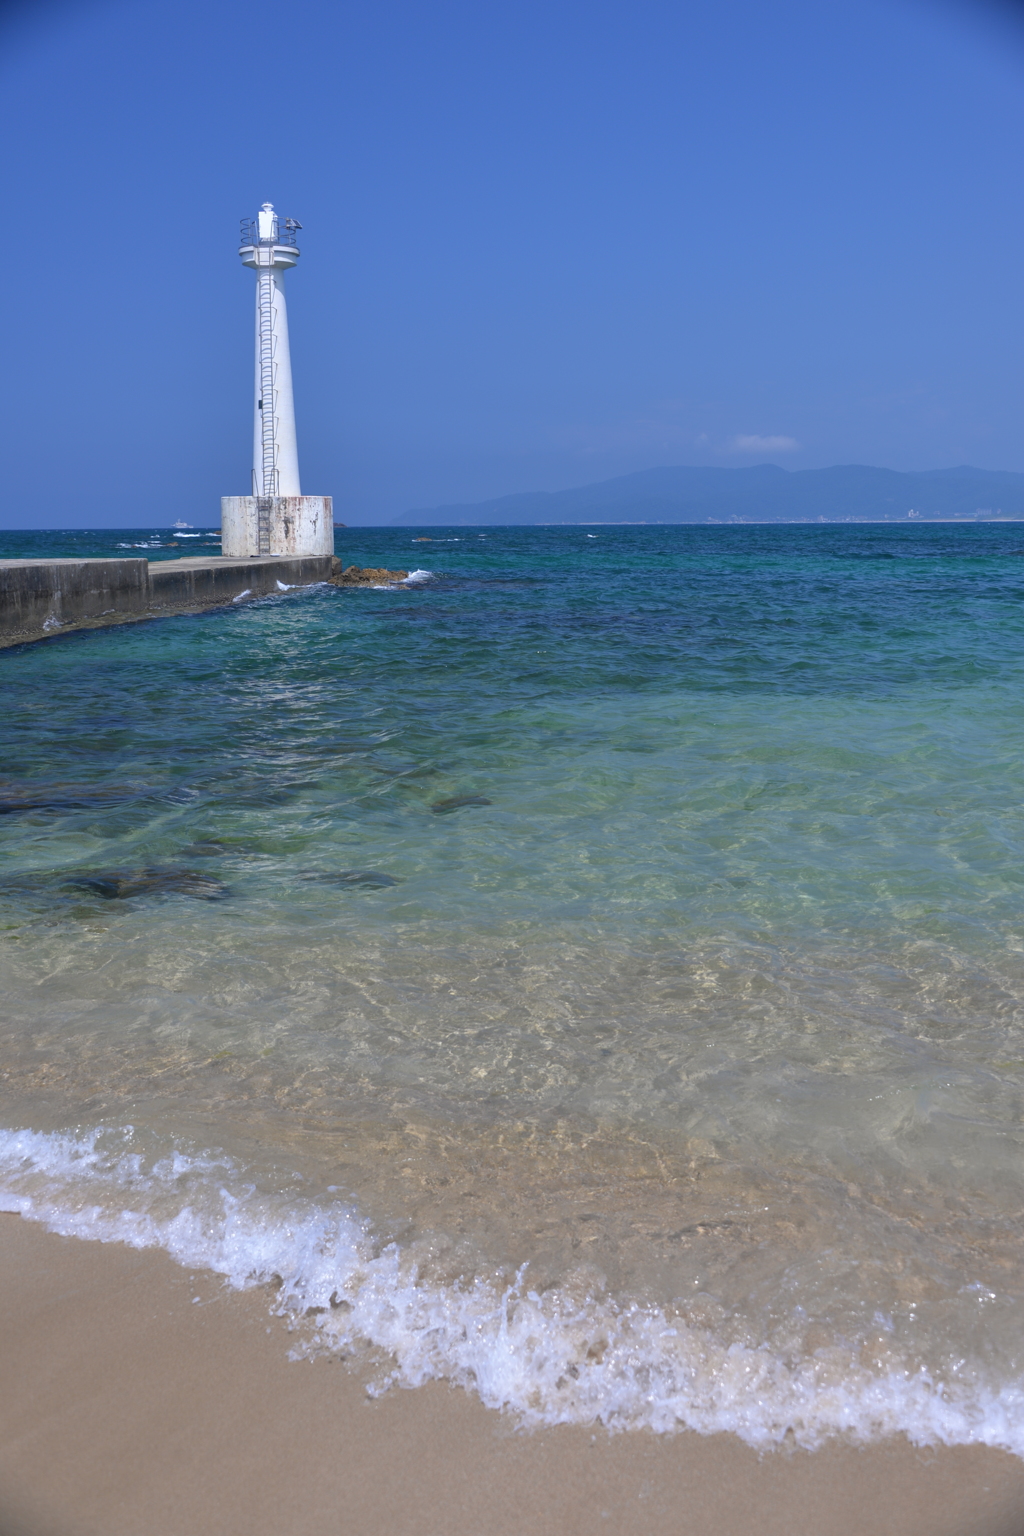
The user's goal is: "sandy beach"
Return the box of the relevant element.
[0,1215,1020,1536]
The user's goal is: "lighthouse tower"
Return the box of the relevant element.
[220,204,333,559]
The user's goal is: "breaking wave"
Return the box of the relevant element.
[3,1123,1024,1456]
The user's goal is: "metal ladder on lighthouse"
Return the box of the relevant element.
[256,262,277,555]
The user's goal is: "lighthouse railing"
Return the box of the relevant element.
[239,217,301,249]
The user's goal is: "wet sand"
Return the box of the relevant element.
[1,1217,1023,1536]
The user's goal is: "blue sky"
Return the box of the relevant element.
[3,0,1024,526]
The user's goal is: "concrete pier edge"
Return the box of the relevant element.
[0,554,335,650]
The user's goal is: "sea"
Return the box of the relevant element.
[2,520,1024,1453]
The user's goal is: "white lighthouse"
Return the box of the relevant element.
[220,203,333,559]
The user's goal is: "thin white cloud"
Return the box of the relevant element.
[730,434,799,453]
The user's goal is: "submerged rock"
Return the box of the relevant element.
[306,870,401,888]
[429,795,493,814]
[0,782,149,816]
[67,867,229,901]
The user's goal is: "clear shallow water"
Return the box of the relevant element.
[3,523,1024,1448]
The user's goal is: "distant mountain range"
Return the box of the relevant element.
[392,464,1024,526]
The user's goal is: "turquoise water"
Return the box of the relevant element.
[3,522,1024,1448]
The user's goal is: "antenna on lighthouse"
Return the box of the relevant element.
[220,204,333,562]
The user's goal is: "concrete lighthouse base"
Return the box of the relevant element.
[220,496,334,560]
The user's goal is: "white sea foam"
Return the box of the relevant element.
[2,1123,1023,1456]
[403,569,433,583]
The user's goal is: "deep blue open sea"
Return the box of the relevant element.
[3,521,1024,1450]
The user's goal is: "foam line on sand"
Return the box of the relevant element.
[1,1217,1024,1536]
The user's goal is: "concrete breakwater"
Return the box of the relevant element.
[0,553,334,649]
